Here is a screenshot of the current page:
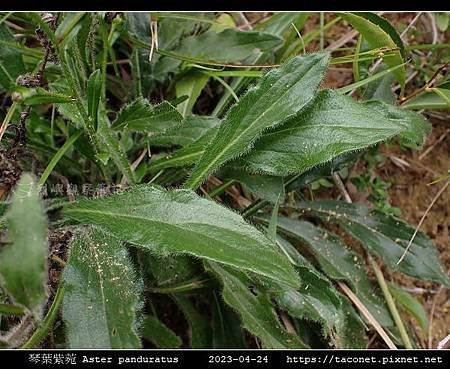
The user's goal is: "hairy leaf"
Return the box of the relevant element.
[150,126,218,172]
[272,238,341,335]
[142,315,182,348]
[219,168,285,203]
[333,296,367,348]
[272,218,393,326]
[149,115,220,147]
[0,174,47,310]
[63,185,300,288]
[206,262,305,348]
[172,293,212,348]
[297,201,450,287]
[87,69,102,130]
[236,90,429,175]
[111,97,183,132]
[211,291,246,348]
[185,53,330,189]
[62,227,142,348]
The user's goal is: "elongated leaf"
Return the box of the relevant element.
[272,238,341,335]
[18,87,75,105]
[388,283,428,336]
[219,168,285,203]
[111,97,183,132]
[176,71,210,117]
[205,262,305,348]
[150,126,218,172]
[142,315,182,348]
[0,24,25,91]
[175,28,283,63]
[62,226,142,348]
[149,115,220,147]
[97,111,136,184]
[211,291,245,348]
[334,296,367,348]
[0,174,47,310]
[236,90,429,175]
[185,53,330,189]
[87,69,102,130]
[357,13,406,57]
[271,218,393,326]
[140,253,202,288]
[340,13,406,89]
[403,88,450,110]
[172,293,212,348]
[63,185,300,288]
[297,201,450,287]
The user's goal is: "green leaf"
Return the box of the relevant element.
[388,283,428,336]
[205,261,305,348]
[219,168,285,203]
[236,90,429,176]
[185,53,330,189]
[175,28,283,63]
[150,125,218,172]
[175,71,210,117]
[435,13,449,32]
[97,111,136,184]
[172,293,212,348]
[111,97,183,132]
[17,87,75,105]
[63,185,300,288]
[297,201,450,287]
[211,291,245,348]
[62,226,142,348]
[403,88,450,110]
[334,296,367,348]
[149,115,220,147]
[340,12,406,89]
[357,13,406,57]
[0,173,47,310]
[142,315,182,348]
[0,24,25,91]
[271,218,393,326]
[362,65,396,104]
[87,69,102,131]
[140,253,202,288]
[273,238,342,336]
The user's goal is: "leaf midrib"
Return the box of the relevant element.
[187,60,318,188]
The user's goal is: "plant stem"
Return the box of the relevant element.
[0,303,26,316]
[370,258,413,349]
[208,179,235,198]
[38,129,83,187]
[22,283,65,349]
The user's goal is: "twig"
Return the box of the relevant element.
[338,282,397,349]
[437,333,450,349]
[419,129,450,161]
[400,61,450,105]
[397,179,450,265]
